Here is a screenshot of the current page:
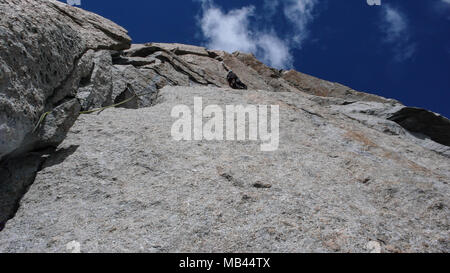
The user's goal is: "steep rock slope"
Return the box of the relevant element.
[1,86,449,253]
[0,1,449,252]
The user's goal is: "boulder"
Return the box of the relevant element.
[111,65,159,108]
[388,107,450,147]
[0,0,131,160]
[76,50,114,111]
[330,101,450,157]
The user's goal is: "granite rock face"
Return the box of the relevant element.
[0,0,132,226]
[0,0,131,161]
[1,86,449,253]
[0,1,449,253]
[329,101,450,158]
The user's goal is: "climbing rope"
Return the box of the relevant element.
[32,111,51,133]
[79,93,137,114]
[33,89,141,134]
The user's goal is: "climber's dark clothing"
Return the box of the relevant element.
[227,71,247,90]
[226,71,238,82]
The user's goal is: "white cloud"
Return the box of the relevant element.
[283,0,317,46]
[200,5,257,54]
[381,5,416,62]
[442,0,450,4]
[382,6,407,42]
[198,1,292,68]
[196,0,318,69]
[258,33,294,69]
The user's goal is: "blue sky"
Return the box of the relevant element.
[62,0,450,117]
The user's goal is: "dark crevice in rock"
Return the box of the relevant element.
[110,50,121,58]
[0,145,79,233]
[79,63,95,87]
[253,182,272,189]
[45,48,92,109]
[46,45,111,109]
[111,55,124,65]
[301,108,324,119]
[172,49,208,57]
[207,50,220,59]
[79,75,91,87]
[126,46,161,58]
[0,153,47,232]
[114,86,139,109]
[112,56,156,67]
[388,108,450,147]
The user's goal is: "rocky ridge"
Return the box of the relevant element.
[0,0,449,252]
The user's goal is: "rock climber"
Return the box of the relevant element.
[226,70,247,90]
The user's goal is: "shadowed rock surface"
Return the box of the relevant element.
[388,108,450,147]
[0,0,449,253]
